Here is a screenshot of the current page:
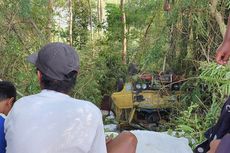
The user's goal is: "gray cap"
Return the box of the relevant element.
[27,42,80,81]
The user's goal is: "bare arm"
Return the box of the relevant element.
[216,17,230,65]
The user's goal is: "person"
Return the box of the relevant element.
[194,97,230,153]
[193,16,230,153]
[216,17,230,65]
[205,134,230,153]
[215,134,230,153]
[106,131,137,153]
[212,16,230,153]
[4,42,137,153]
[0,81,16,153]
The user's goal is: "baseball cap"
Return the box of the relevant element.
[27,42,80,81]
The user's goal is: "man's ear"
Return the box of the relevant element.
[37,70,42,82]
[6,97,14,107]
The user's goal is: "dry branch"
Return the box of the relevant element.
[210,0,226,38]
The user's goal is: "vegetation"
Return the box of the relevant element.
[0,0,230,148]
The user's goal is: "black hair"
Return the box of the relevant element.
[40,71,77,94]
[0,81,16,104]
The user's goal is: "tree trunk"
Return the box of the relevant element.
[87,0,93,41]
[210,0,226,38]
[46,0,52,42]
[96,0,105,22]
[120,0,127,64]
[97,0,101,36]
[168,24,176,67]
[97,0,101,23]
[68,0,73,46]
[100,0,103,22]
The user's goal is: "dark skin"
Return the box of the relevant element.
[208,140,221,153]
[0,98,14,116]
[106,131,137,153]
[216,17,230,65]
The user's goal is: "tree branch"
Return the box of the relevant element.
[210,0,226,38]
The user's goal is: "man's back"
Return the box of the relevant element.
[5,90,107,153]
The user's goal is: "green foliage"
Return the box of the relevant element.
[70,37,127,105]
[0,0,52,97]
[105,4,122,41]
[199,62,230,96]
[138,26,168,71]
[125,0,169,71]
[96,47,127,95]
[70,41,104,105]
[1,1,230,146]
[126,0,163,28]
[19,0,31,18]
[72,0,90,49]
[164,0,224,73]
[172,62,230,148]
[175,101,220,148]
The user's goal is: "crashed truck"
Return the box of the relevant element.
[111,70,183,130]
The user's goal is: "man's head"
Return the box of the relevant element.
[0,81,16,115]
[27,42,80,94]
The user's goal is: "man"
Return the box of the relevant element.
[5,42,107,153]
[0,81,16,153]
[194,97,230,153]
[212,16,230,153]
[215,134,230,153]
[193,17,230,153]
[5,42,137,153]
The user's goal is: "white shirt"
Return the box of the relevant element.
[0,113,6,119]
[5,90,107,153]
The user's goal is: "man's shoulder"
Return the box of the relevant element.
[70,98,101,115]
[16,92,41,102]
[15,93,101,116]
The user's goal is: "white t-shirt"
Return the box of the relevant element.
[5,90,107,153]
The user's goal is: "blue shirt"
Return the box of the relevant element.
[0,115,6,153]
